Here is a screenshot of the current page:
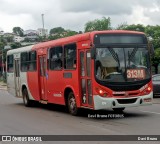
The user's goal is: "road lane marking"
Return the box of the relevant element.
[140,110,160,115]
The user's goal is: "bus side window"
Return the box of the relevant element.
[50,46,63,70]
[21,52,28,72]
[28,51,37,71]
[7,55,14,72]
[64,43,77,70]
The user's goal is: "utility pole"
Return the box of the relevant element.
[41,14,45,38]
[41,14,44,29]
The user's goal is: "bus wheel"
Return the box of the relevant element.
[68,92,78,116]
[113,108,125,112]
[22,88,32,107]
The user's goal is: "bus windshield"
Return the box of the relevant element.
[95,46,151,82]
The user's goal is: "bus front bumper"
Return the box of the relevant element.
[93,92,153,110]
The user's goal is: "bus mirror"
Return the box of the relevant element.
[91,48,95,59]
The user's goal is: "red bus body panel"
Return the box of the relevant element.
[25,30,152,110]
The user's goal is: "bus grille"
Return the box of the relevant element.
[117,98,137,104]
[109,85,141,91]
[113,93,139,97]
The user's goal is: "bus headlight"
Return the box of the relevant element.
[141,86,152,95]
[95,87,108,97]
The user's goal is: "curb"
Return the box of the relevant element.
[0,88,7,90]
[0,82,7,91]
[0,82,7,85]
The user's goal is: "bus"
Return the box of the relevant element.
[7,30,153,115]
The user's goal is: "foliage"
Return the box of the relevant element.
[116,23,145,32]
[49,27,78,40]
[145,25,160,49]
[63,30,78,37]
[84,17,111,32]
[5,35,14,43]
[152,48,160,74]
[50,27,65,35]
[10,42,21,49]
[13,27,24,37]
[0,36,6,50]
[124,24,145,32]
[116,22,128,30]
[0,42,4,50]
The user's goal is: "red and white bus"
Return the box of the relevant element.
[7,30,153,115]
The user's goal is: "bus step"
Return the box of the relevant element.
[39,100,48,104]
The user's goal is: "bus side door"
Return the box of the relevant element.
[79,49,92,107]
[14,59,21,97]
[39,55,47,100]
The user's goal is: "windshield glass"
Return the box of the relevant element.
[95,47,150,82]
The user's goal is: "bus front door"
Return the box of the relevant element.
[14,59,21,97]
[39,55,47,101]
[79,50,92,107]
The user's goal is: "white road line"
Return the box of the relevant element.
[140,110,160,115]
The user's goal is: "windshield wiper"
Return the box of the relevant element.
[108,48,120,67]
[128,47,138,67]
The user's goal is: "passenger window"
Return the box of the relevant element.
[7,55,14,72]
[28,51,37,71]
[21,52,28,72]
[86,50,91,77]
[80,52,85,76]
[64,43,77,69]
[50,46,63,70]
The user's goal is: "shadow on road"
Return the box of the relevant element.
[14,102,149,120]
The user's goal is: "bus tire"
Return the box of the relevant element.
[22,88,32,107]
[113,108,125,112]
[68,92,78,116]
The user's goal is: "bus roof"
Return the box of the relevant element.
[32,32,91,50]
[7,45,34,55]
[90,30,145,36]
[32,30,145,51]
[7,30,146,55]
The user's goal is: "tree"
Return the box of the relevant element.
[145,25,160,49]
[84,17,111,32]
[0,42,5,50]
[49,27,78,40]
[5,35,14,43]
[152,48,160,74]
[117,24,145,32]
[50,27,65,35]
[10,42,21,49]
[0,36,6,50]
[13,27,24,37]
[116,22,128,30]
[63,30,78,37]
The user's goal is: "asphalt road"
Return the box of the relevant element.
[0,88,160,144]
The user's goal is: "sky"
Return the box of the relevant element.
[0,0,160,33]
